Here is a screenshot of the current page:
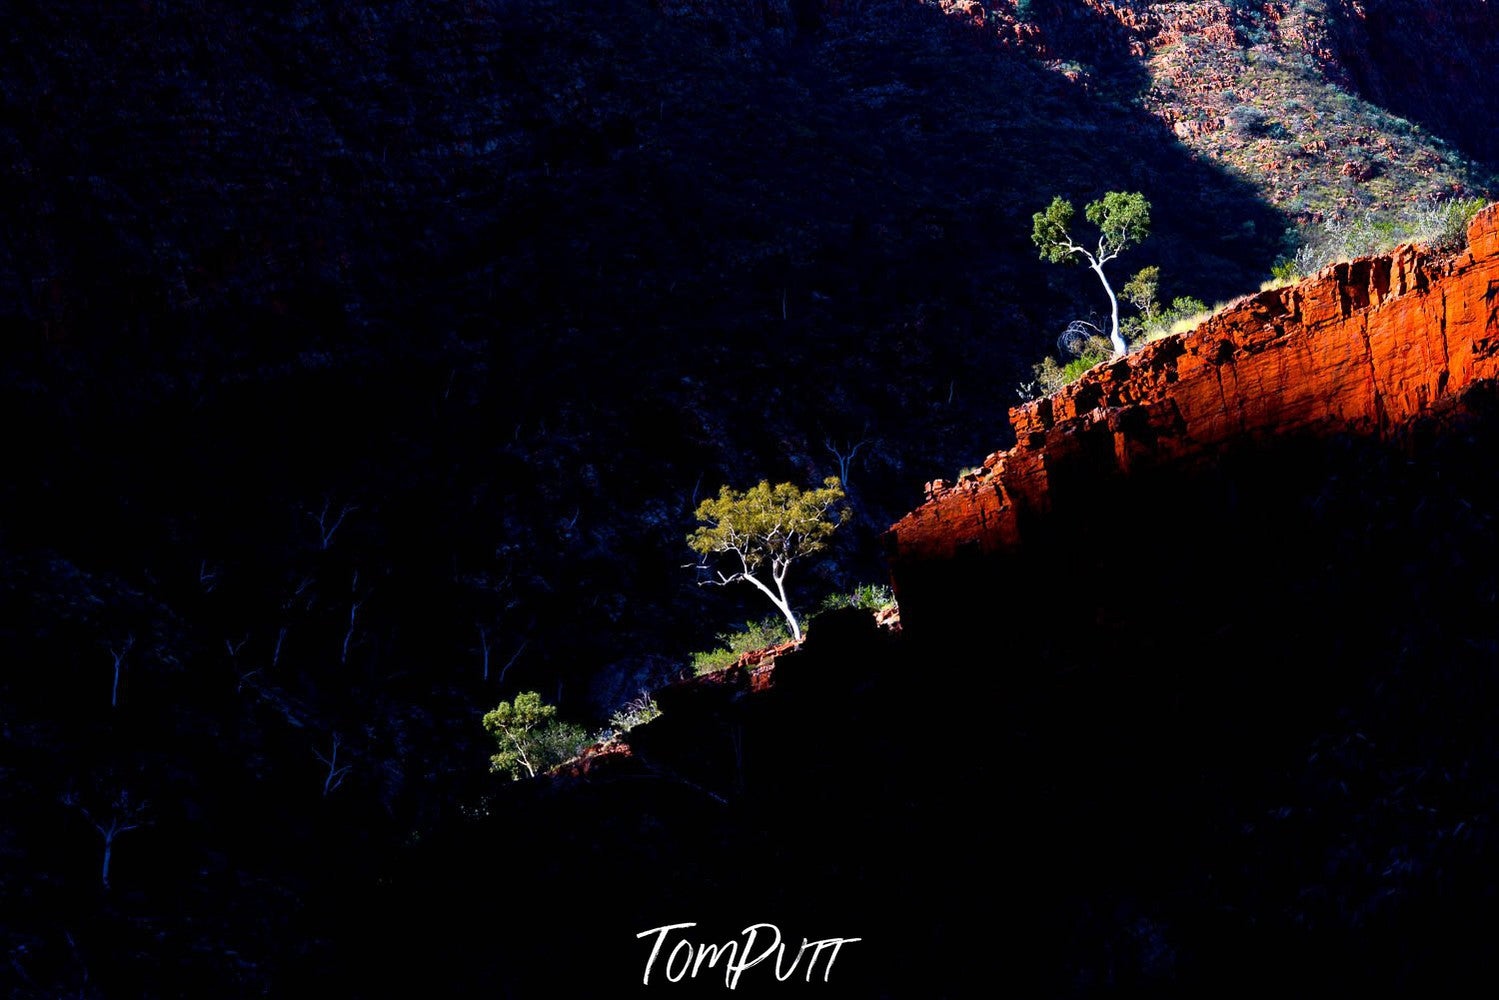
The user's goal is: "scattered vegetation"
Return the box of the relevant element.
[482,691,592,780]
[1275,196,1487,280]
[689,583,897,675]
[818,583,896,615]
[1132,2,1494,229]
[1024,264,1208,397]
[607,691,661,733]
[690,616,794,676]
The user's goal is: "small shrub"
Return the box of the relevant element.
[690,616,793,676]
[1286,196,1486,275]
[1029,356,1068,396]
[1165,295,1208,318]
[532,721,593,769]
[482,691,593,780]
[1122,294,1211,344]
[1403,195,1486,253]
[1121,266,1160,316]
[690,647,739,675]
[1031,347,1106,395]
[1165,307,1214,337]
[1061,350,1108,381]
[1270,258,1301,283]
[1226,104,1271,137]
[819,583,895,614]
[608,691,661,732]
[1030,318,1114,394]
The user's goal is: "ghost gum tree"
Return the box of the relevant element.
[1032,191,1152,357]
[688,478,850,642]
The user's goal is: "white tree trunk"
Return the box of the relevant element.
[741,572,802,643]
[101,835,113,889]
[773,579,802,643]
[774,596,802,643]
[1092,262,1127,357]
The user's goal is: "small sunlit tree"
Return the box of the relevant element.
[1032,191,1152,356]
[482,691,589,780]
[687,477,849,642]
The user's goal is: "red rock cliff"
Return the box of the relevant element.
[886,204,1499,623]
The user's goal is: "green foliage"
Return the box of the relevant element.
[1027,356,1065,397]
[1084,191,1152,255]
[1031,195,1080,264]
[1121,265,1161,317]
[818,583,896,614]
[1406,196,1486,253]
[687,478,849,571]
[1029,348,1109,396]
[1026,258,1208,399]
[690,616,793,676]
[608,692,661,733]
[482,691,591,780]
[1162,295,1208,325]
[1029,329,1111,395]
[1225,103,1285,139]
[531,721,592,768]
[1061,351,1108,382]
[1122,293,1209,344]
[690,647,740,675]
[1270,257,1302,283]
[1161,297,1214,336]
[688,477,849,642]
[1032,191,1152,267]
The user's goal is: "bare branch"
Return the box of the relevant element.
[498,638,529,685]
[313,734,353,796]
[308,499,358,550]
[106,635,135,709]
[477,624,490,682]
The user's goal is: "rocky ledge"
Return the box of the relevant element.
[887,204,1499,632]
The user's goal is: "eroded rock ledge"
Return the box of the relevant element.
[886,204,1499,625]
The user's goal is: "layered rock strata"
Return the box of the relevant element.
[887,205,1499,624]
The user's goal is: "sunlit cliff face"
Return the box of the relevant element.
[889,204,1499,627]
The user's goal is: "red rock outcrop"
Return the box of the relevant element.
[886,204,1499,625]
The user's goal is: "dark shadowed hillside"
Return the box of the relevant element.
[0,1,1287,716]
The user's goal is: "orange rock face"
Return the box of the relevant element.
[886,205,1499,622]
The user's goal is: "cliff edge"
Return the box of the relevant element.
[887,204,1499,632]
